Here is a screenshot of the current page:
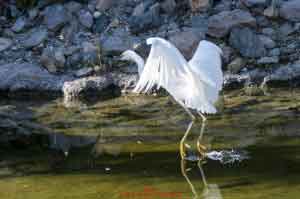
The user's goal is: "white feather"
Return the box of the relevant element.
[132,37,223,114]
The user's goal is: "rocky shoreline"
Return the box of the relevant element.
[1,0,300,100]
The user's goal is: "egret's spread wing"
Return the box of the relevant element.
[133,37,190,97]
[184,40,223,113]
[188,40,223,91]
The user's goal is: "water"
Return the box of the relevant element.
[0,88,300,199]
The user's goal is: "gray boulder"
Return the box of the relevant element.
[257,56,279,64]
[280,0,300,22]
[129,3,161,34]
[229,27,266,58]
[40,47,66,73]
[207,9,256,38]
[0,63,73,92]
[81,42,100,66]
[259,35,276,49]
[11,17,27,33]
[261,62,300,87]
[22,28,48,49]
[189,0,213,12]
[101,28,141,55]
[169,28,206,59]
[43,4,70,31]
[0,38,12,52]
[96,0,116,11]
[161,0,176,14]
[65,1,83,13]
[240,0,267,8]
[78,9,94,29]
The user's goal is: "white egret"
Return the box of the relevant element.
[121,37,223,159]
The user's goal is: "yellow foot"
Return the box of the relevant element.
[197,142,207,158]
[180,142,187,159]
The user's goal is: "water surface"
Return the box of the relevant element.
[0,88,300,199]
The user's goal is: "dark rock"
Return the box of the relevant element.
[221,45,234,64]
[169,28,206,59]
[43,4,70,31]
[256,15,270,27]
[240,0,267,8]
[96,0,115,11]
[264,4,279,18]
[94,14,110,33]
[82,42,100,66]
[261,62,300,87]
[64,1,83,13]
[61,20,79,44]
[0,63,73,92]
[269,48,280,56]
[64,46,80,56]
[28,8,39,20]
[229,27,266,58]
[190,15,208,32]
[207,9,256,38]
[189,0,213,12]
[67,52,83,68]
[259,35,276,49]
[78,9,94,29]
[11,17,27,33]
[161,0,176,14]
[75,67,94,77]
[101,28,141,55]
[40,47,66,73]
[132,0,155,16]
[22,28,48,49]
[280,0,300,22]
[227,57,246,74]
[213,0,232,13]
[0,38,12,52]
[279,22,295,37]
[129,3,161,34]
[262,27,275,37]
[257,56,279,64]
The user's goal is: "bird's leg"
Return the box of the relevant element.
[180,159,198,199]
[177,101,195,159]
[180,120,194,159]
[197,112,207,158]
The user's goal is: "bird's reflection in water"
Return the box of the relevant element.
[181,159,223,199]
